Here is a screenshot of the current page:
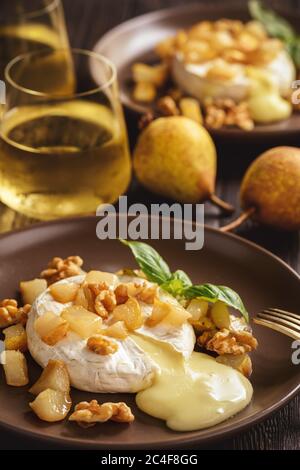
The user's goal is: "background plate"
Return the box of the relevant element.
[0,215,299,449]
[93,2,300,142]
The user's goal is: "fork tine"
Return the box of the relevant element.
[258,312,300,331]
[253,318,300,340]
[264,308,300,322]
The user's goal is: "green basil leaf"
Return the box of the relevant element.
[172,270,192,288]
[249,0,295,42]
[120,240,248,323]
[161,278,185,296]
[161,271,191,296]
[183,283,249,322]
[119,239,172,284]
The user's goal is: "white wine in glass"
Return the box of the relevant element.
[0,0,70,79]
[0,49,131,220]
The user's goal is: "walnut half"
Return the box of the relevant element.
[0,299,31,329]
[69,400,134,426]
[41,256,84,285]
[198,328,258,356]
[87,335,118,355]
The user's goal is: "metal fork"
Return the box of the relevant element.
[254,308,300,340]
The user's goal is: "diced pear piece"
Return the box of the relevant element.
[132,62,168,87]
[190,317,215,332]
[20,279,47,305]
[85,271,118,288]
[133,82,156,103]
[187,299,209,320]
[146,299,169,327]
[210,301,231,329]
[216,353,252,377]
[29,388,71,422]
[102,321,128,340]
[49,283,79,303]
[147,298,191,327]
[3,324,27,352]
[112,297,144,330]
[29,359,70,395]
[74,286,89,309]
[61,306,102,338]
[2,350,29,386]
[34,312,69,346]
[162,303,191,327]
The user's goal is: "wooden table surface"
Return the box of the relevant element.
[0,0,299,451]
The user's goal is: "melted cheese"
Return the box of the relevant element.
[132,334,253,431]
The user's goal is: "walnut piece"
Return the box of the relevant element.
[87,335,118,355]
[41,256,84,285]
[94,287,117,318]
[114,284,129,305]
[69,400,134,425]
[114,282,158,305]
[76,282,117,319]
[204,98,254,131]
[198,328,258,355]
[0,299,31,329]
[156,96,180,116]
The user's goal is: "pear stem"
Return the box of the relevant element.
[209,193,235,215]
[220,207,256,232]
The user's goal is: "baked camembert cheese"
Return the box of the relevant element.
[26,266,255,431]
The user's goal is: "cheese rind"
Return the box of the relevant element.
[27,275,195,393]
[172,50,296,103]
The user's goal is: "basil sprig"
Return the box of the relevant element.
[120,240,248,322]
[249,0,300,67]
[120,239,172,284]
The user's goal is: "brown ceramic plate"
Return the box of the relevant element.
[0,215,299,449]
[93,2,300,142]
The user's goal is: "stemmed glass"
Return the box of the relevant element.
[0,0,70,79]
[0,48,131,219]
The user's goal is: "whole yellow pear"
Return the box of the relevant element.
[133,116,217,203]
[240,146,300,231]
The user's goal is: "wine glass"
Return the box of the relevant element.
[0,0,70,79]
[0,48,131,220]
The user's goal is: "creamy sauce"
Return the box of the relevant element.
[132,334,253,432]
[246,67,292,123]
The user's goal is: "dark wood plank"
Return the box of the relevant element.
[0,0,299,451]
